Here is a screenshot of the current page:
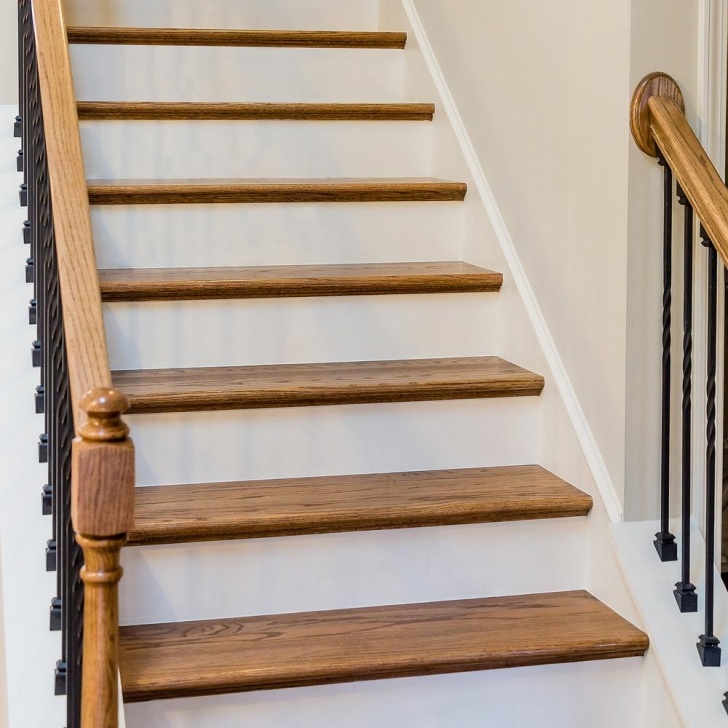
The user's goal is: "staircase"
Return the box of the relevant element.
[60,1,648,725]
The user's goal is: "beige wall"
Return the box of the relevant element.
[412,0,633,504]
[411,0,700,517]
[0,0,17,105]
[624,0,699,519]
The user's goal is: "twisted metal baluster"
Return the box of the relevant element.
[674,185,698,612]
[655,152,677,561]
[697,230,721,667]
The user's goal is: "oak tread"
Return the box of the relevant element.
[112,357,545,414]
[99,262,503,302]
[119,590,649,702]
[77,102,436,121]
[87,178,468,205]
[129,465,593,546]
[67,27,408,49]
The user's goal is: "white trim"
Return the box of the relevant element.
[696,0,726,553]
[400,0,623,523]
[612,519,728,728]
[698,0,727,170]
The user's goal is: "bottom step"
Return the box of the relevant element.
[119,590,648,703]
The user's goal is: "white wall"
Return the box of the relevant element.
[0,547,7,728]
[408,0,700,518]
[0,0,17,105]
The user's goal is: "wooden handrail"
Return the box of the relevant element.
[631,72,728,268]
[73,389,135,728]
[32,0,111,428]
[31,2,134,725]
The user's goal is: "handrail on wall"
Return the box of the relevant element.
[631,72,727,713]
[632,72,728,270]
[24,1,135,726]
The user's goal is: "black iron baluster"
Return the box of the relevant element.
[674,185,698,612]
[697,229,722,667]
[18,0,31,209]
[655,153,678,561]
[22,7,84,719]
[15,0,24,140]
[19,0,31,256]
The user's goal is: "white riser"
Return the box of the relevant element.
[104,294,500,370]
[62,0,381,31]
[80,120,433,180]
[123,658,643,728]
[91,203,466,269]
[120,517,585,625]
[127,398,540,487]
[70,47,404,103]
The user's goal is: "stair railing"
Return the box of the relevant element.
[630,72,727,708]
[17,1,134,726]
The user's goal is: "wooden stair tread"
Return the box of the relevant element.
[112,357,545,414]
[99,262,503,302]
[67,27,408,49]
[77,102,435,121]
[129,465,593,546]
[87,178,468,205]
[119,590,649,702]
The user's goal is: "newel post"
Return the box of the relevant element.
[72,388,135,728]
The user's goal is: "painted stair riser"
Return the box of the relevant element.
[80,121,433,179]
[103,294,501,370]
[90,203,466,269]
[70,47,405,103]
[123,658,644,728]
[126,398,539,487]
[63,0,381,31]
[120,518,586,625]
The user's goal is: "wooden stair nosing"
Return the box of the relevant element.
[128,465,593,546]
[112,357,545,414]
[67,27,408,49]
[87,178,468,205]
[77,102,436,121]
[119,590,649,702]
[98,262,503,302]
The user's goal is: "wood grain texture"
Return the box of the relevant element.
[647,95,728,271]
[78,534,126,728]
[112,357,545,414]
[99,262,502,302]
[87,178,468,205]
[128,465,592,546]
[119,591,649,702]
[77,102,435,121]
[72,389,135,537]
[67,27,408,49]
[630,72,685,157]
[32,0,112,427]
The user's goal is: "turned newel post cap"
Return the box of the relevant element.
[73,388,135,537]
[79,388,130,442]
[631,72,685,157]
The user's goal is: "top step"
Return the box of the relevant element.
[67,27,408,49]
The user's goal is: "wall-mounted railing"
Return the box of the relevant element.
[631,72,727,711]
[17,1,134,726]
